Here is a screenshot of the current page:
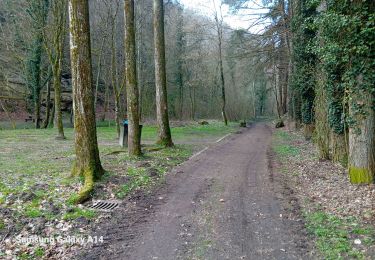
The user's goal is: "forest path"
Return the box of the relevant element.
[81,123,309,260]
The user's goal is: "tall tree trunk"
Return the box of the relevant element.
[218,30,228,125]
[189,84,195,121]
[125,0,141,156]
[153,0,173,146]
[34,94,41,129]
[176,4,184,120]
[49,102,55,127]
[136,0,144,122]
[26,0,49,129]
[69,0,104,204]
[348,93,374,184]
[95,35,106,109]
[101,83,109,121]
[314,69,330,160]
[137,24,143,122]
[111,22,120,138]
[42,81,51,129]
[54,61,65,139]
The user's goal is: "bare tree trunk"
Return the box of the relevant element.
[111,22,120,138]
[252,81,256,118]
[136,1,144,122]
[49,102,55,127]
[213,2,228,125]
[137,27,143,122]
[101,83,109,121]
[348,93,374,184]
[176,4,184,120]
[153,0,173,146]
[35,95,41,129]
[43,0,67,137]
[95,36,106,109]
[69,0,104,204]
[189,84,195,121]
[54,62,65,139]
[273,62,281,119]
[42,81,51,129]
[125,0,141,156]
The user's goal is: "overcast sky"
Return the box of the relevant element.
[179,0,270,34]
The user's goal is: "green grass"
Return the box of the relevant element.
[274,144,300,157]
[24,208,43,218]
[116,145,192,198]
[0,219,5,230]
[117,167,151,198]
[34,247,45,258]
[62,208,96,220]
[0,121,235,224]
[272,130,300,157]
[272,129,300,157]
[304,211,374,259]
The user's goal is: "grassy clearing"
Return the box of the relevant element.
[0,120,236,259]
[115,145,192,198]
[304,210,374,259]
[0,120,235,223]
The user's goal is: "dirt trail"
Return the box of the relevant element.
[80,123,309,260]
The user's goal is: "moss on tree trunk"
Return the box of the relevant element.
[69,0,104,203]
[125,0,141,156]
[348,93,374,184]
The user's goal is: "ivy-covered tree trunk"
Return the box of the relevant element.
[28,32,43,129]
[125,0,141,156]
[68,0,104,203]
[153,0,173,146]
[25,0,49,129]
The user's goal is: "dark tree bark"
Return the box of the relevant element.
[125,0,141,156]
[213,2,228,125]
[153,0,173,146]
[49,102,55,127]
[176,4,185,119]
[111,22,121,139]
[69,0,104,204]
[42,81,51,129]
